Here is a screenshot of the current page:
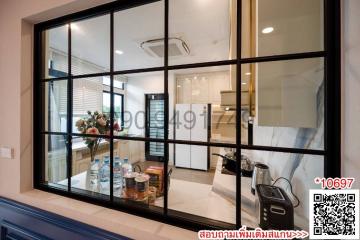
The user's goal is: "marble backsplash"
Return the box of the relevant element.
[243,83,324,230]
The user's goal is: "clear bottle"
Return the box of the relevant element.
[121,158,132,176]
[99,156,110,195]
[114,156,121,165]
[90,159,100,185]
[113,161,122,197]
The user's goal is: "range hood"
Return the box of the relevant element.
[220,90,250,111]
[220,90,236,111]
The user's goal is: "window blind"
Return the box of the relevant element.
[50,50,105,116]
[73,77,103,115]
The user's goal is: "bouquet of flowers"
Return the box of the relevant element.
[75,111,121,162]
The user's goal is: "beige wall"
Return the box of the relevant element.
[0,0,67,196]
[0,0,116,195]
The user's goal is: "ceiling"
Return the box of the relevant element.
[48,0,322,73]
[49,0,231,71]
[257,0,323,56]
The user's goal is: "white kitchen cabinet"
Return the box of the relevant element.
[191,77,209,103]
[174,104,209,170]
[176,71,231,104]
[175,144,191,168]
[190,145,208,170]
[176,78,192,104]
[209,72,230,104]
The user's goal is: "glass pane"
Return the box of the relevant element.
[102,92,110,114]
[42,25,68,79]
[102,92,124,128]
[71,14,110,75]
[243,58,324,150]
[169,0,236,65]
[113,140,164,213]
[71,136,110,200]
[119,71,164,138]
[114,1,164,71]
[72,76,111,135]
[114,94,123,127]
[42,134,68,190]
[169,65,237,144]
[168,144,236,226]
[42,80,67,133]
[242,0,324,58]
[102,76,124,89]
[240,149,324,231]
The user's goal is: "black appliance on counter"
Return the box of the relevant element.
[256,184,294,230]
[212,152,254,177]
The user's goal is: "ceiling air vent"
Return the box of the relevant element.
[140,37,190,58]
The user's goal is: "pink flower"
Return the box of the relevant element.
[86,127,99,135]
[113,122,121,131]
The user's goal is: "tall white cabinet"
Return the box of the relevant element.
[175,104,209,171]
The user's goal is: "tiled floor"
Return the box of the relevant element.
[135,161,215,185]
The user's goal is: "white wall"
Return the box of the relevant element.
[342,0,360,189]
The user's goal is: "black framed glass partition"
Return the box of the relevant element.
[34,0,340,231]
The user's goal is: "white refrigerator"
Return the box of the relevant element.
[174,104,210,171]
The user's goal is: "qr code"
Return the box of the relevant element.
[309,189,359,239]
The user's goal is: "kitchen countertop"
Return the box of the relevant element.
[60,162,258,227]
[211,155,258,228]
[210,134,236,144]
[72,134,140,151]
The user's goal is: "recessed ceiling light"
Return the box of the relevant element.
[177,85,181,88]
[115,50,124,55]
[67,23,79,31]
[262,27,274,34]
[245,72,251,76]
[194,76,198,80]
[242,82,247,85]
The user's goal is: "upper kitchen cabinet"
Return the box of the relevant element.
[245,58,325,150]
[175,67,232,105]
[169,0,237,65]
[241,0,324,58]
[114,1,164,71]
[170,65,238,145]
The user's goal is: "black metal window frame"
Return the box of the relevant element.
[33,0,341,231]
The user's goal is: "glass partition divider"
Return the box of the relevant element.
[34,0,340,231]
[109,10,115,203]
[67,20,73,193]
